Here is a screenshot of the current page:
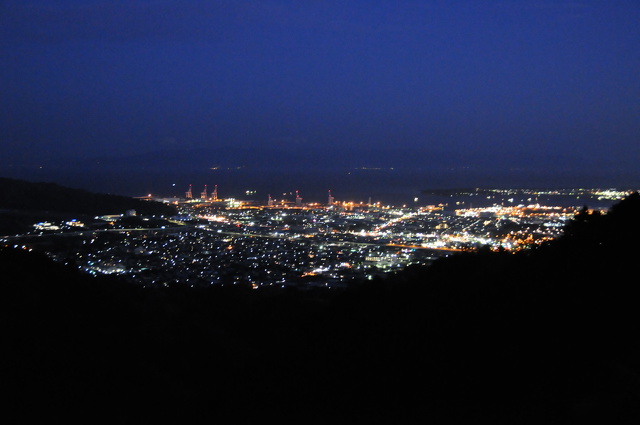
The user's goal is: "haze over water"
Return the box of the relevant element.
[6,164,633,210]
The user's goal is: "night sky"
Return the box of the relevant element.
[1,1,639,197]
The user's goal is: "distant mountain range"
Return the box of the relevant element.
[56,146,465,171]
[2,145,638,201]
[7,144,595,173]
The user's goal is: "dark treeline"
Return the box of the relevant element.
[2,194,640,424]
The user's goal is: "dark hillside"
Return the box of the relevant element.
[0,177,177,234]
[2,193,640,424]
[332,192,640,423]
[0,177,176,217]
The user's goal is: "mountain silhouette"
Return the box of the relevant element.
[2,192,639,424]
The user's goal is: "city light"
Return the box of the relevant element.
[7,187,633,289]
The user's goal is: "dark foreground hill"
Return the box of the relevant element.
[0,177,177,234]
[2,194,640,424]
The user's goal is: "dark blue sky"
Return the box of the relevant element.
[1,0,639,194]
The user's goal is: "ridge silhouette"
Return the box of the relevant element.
[2,193,639,424]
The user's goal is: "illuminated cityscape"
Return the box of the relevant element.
[3,185,633,289]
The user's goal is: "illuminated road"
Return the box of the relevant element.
[386,243,463,252]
